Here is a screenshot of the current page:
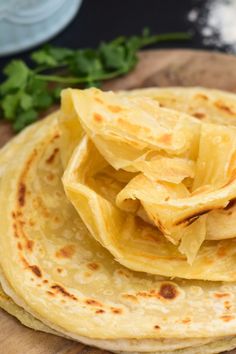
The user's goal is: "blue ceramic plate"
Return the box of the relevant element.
[0,0,83,56]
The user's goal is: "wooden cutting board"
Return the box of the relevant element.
[1,49,236,354]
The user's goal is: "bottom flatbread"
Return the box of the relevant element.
[0,287,236,354]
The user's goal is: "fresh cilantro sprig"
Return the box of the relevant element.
[0,29,190,132]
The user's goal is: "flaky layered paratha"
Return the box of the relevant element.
[120,87,236,244]
[2,87,236,353]
[62,87,236,278]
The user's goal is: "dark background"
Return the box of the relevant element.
[0,0,226,73]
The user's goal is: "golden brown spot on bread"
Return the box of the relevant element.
[51,284,77,301]
[214,293,230,299]
[46,148,59,164]
[29,265,42,278]
[13,224,19,238]
[53,216,60,223]
[108,105,123,113]
[215,101,235,115]
[29,219,35,227]
[20,256,29,267]
[18,149,38,194]
[86,299,103,307]
[182,318,191,324]
[26,240,34,251]
[221,315,234,322]
[46,172,55,181]
[224,301,232,310]
[87,262,99,271]
[136,288,179,300]
[57,268,63,273]
[56,245,75,258]
[49,133,60,143]
[93,113,103,122]
[32,197,50,218]
[158,134,172,145]
[17,242,22,250]
[84,271,92,278]
[43,279,48,284]
[154,325,160,329]
[195,94,208,100]
[111,307,122,314]
[193,112,206,119]
[95,97,103,104]
[13,215,29,242]
[18,183,26,207]
[117,118,149,134]
[136,291,152,298]
[159,283,178,300]
[122,294,138,302]
[96,309,105,314]
[217,246,227,258]
[47,291,55,296]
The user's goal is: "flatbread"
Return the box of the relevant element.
[1,88,236,353]
[62,88,236,278]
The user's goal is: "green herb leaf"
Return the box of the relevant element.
[31,45,74,67]
[20,92,33,110]
[99,42,126,70]
[0,60,31,95]
[33,92,53,109]
[70,49,104,78]
[31,50,57,67]
[1,93,20,120]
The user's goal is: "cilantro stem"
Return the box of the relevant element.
[33,63,67,74]
[35,74,81,83]
[139,32,191,47]
[35,68,126,84]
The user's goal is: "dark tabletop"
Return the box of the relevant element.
[0,0,228,73]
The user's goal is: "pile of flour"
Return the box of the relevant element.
[188,0,236,52]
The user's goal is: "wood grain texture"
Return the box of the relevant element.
[1,49,236,354]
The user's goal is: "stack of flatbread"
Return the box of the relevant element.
[1,86,236,354]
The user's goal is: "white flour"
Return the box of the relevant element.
[188,0,236,52]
